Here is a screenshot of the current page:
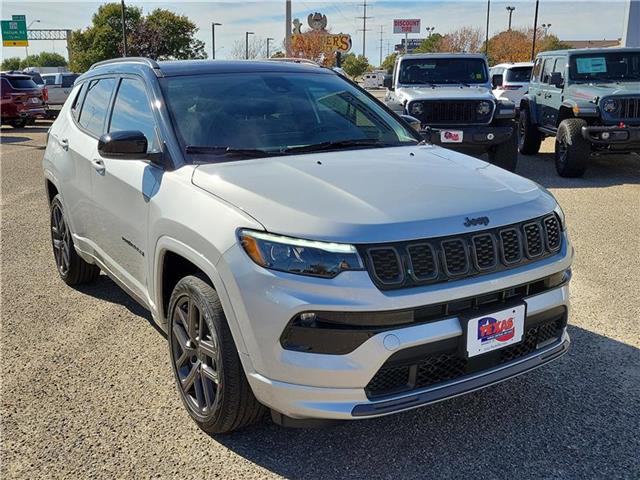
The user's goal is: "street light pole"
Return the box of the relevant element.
[245,31,254,59]
[212,22,221,59]
[485,0,491,56]
[120,0,128,57]
[285,0,292,56]
[531,0,540,60]
[506,6,516,30]
[25,19,41,59]
[266,37,274,58]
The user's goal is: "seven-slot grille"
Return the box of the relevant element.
[620,97,640,120]
[408,100,493,125]
[359,214,562,290]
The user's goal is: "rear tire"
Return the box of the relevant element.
[168,275,265,434]
[50,195,100,285]
[8,119,28,129]
[555,118,590,177]
[517,108,542,155]
[487,127,518,172]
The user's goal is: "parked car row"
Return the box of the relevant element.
[1,69,78,127]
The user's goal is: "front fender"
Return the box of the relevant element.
[520,94,539,124]
[561,99,600,117]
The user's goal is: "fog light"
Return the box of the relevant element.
[601,132,610,140]
[299,312,317,326]
[487,133,495,140]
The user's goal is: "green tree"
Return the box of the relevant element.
[20,52,68,69]
[1,57,22,70]
[381,52,397,74]
[415,33,444,53]
[342,54,369,79]
[538,34,571,53]
[69,3,205,72]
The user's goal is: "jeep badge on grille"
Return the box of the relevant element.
[464,216,490,227]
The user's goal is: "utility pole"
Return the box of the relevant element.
[357,0,372,58]
[485,0,490,56]
[378,25,384,66]
[245,31,254,59]
[267,37,274,58]
[285,0,292,56]
[211,22,221,59]
[531,0,540,60]
[506,6,515,30]
[120,0,128,57]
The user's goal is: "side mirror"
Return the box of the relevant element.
[383,74,393,90]
[399,114,421,132]
[98,130,148,159]
[491,74,503,89]
[548,71,564,88]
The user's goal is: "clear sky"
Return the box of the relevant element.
[1,0,629,62]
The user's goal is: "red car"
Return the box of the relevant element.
[1,72,46,128]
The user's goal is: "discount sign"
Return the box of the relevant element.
[393,19,421,34]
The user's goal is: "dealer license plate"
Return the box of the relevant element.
[466,305,525,357]
[440,130,463,143]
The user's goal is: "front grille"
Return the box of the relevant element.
[409,100,493,125]
[360,214,562,291]
[365,316,565,398]
[621,97,640,120]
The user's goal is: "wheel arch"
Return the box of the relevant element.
[519,96,538,125]
[153,236,249,354]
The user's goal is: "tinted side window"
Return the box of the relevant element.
[541,58,554,83]
[108,78,159,152]
[43,76,57,86]
[78,78,116,137]
[532,58,543,82]
[62,74,79,88]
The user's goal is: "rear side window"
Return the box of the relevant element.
[62,74,78,88]
[78,78,116,137]
[7,77,37,89]
[29,73,44,85]
[43,75,57,86]
[70,83,87,121]
[531,58,543,82]
[109,78,159,152]
[541,58,554,83]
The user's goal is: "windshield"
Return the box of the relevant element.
[505,66,532,83]
[569,51,640,82]
[161,71,419,161]
[398,58,488,85]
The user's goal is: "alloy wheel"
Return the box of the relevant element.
[556,138,568,167]
[171,295,221,416]
[51,203,71,276]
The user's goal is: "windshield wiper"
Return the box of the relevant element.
[185,145,280,158]
[438,80,471,87]
[282,138,405,154]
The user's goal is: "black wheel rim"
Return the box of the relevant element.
[557,138,568,166]
[51,203,71,276]
[171,295,221,416]
[518,114,526,149]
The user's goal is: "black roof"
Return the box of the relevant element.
[88,58,334,78]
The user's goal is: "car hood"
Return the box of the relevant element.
[567,82,640,100]
[191,146,556,243]
[396,85,495,104]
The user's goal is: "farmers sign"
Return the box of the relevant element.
[393,19,421,34]
[291,12,352,54]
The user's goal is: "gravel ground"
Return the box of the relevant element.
[1,121,639,480]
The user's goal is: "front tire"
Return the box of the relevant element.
[517,108,542,155]
[555,118,590,177]
[168,275,265,434]
[50,195,100,285]
[487,127,518,172]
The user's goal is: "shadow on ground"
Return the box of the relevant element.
[211,326,639,479]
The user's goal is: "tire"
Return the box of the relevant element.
[555,118,590,177]
[517,108,542,155]
[168,275,265,434]
[487,126,518,172]
[8,119,28,129]
[50,195,100,285]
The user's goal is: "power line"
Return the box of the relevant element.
[356,0,372,58]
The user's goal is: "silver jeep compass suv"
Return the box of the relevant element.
[43,58,572,433]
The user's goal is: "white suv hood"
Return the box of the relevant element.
[192,146,556,243]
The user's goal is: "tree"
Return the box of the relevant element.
[290,30,330,64]
[270,51,285,59]
[69,2,205,72]
[229,37,267,59]
[20,52,68,69]
[537,33,571,53]
[439,27,483,53]
[415,33,444,53]
[485,28,573,65]
[342,54,370,79]
[381,52,398,74]
[1,57,21,70]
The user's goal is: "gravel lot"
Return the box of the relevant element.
[1,121,639,480]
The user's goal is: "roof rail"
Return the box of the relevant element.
[89,57,162,74]
[265,58,320,67]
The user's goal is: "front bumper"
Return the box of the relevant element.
[219,233,573,420]
[424,124,514,150]
[581,125,640,152]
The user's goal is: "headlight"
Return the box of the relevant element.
[476,100,493,116]
[409,102,423,116]
[601,98,619,113]
[554,204,566,231]
[239,230,364,278]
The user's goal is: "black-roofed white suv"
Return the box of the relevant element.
[42,57,573,433]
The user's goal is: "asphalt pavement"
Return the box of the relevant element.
[1,121,639,479]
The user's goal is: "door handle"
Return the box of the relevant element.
[91,158,105,174]
[536,92,542,96]
[53,135,68,150]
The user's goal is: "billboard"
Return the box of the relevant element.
[393,19,421,34]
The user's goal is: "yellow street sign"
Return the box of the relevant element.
[3,39,29,47]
